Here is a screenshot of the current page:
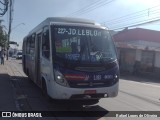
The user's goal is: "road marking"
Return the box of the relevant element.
[121,79,160,88]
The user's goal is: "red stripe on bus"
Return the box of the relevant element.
[64,74,86,80]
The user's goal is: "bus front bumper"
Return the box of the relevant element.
[48,81,119,100]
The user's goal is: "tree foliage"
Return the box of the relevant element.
[0,20,7,48]
[0,0,9,16]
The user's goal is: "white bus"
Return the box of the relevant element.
[22,17,119,103]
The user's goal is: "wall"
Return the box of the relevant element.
[129,40,160,48]
[116,48,120,60]
[135,49,141,61]
[155,52,160,68]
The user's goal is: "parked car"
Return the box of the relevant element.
[12,54,17,58]
[16,52,22,59]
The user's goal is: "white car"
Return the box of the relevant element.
[12,54,17,58]
[16,52,22,59]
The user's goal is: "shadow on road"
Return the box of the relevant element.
[10,75,110,118]
[0,73,18,111]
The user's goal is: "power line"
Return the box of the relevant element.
[107,9,160,25]
[110,17,160,30]
[74,0,114,16]
[108,10,160,28]
[107,14,160,29]
[100,5,160,30]
[67,0,104,16]
[76,0,115,16]
[103,5,160,24]
[67,0,115,16]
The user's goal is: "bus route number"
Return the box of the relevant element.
[93,75,101,80]
[58,28,66,34]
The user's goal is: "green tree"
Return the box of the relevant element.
[0,20,7,49]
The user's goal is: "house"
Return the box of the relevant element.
[113,28,160,79]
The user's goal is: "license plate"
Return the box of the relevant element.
[84,90,96,94]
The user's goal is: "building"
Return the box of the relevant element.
[113,28,160,79]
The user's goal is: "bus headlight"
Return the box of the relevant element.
[55,70,69,87]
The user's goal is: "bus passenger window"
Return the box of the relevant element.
[26,37,30,54]
[29,34,35,55]
[42,30,50,59]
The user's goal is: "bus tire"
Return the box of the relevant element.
[42,79,52,102]
[28,76,32,83]
[27,70,32,83]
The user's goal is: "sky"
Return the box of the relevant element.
[2,0,160,49]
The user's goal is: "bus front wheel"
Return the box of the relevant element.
[42,80,52,102]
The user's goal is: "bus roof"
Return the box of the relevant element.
[28,17,103,36]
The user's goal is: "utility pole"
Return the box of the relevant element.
[7,0,12,60]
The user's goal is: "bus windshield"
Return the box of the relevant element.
[52,26,117,64]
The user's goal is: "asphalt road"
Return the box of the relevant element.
[8,59,160,120]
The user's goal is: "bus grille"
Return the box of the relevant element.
[68,79,118,88]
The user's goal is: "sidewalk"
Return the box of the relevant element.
[0,60,17,111]
[120,74,160,85]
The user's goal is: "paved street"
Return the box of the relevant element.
[0,59,160,120]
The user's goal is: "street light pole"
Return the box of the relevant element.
[7,23,25,60]
[11,23,25,30]
[6,22,25,59]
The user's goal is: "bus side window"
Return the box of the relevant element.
[29,34,35,55]
[26,37,30,54]
[42,29,50,59]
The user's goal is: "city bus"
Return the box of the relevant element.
[22,17,119,102]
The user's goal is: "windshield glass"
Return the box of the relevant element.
[52,26,117,64]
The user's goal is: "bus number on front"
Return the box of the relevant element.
[93,75,101,80]
[58,28,66,34]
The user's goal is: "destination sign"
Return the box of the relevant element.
[56,28,102,36]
